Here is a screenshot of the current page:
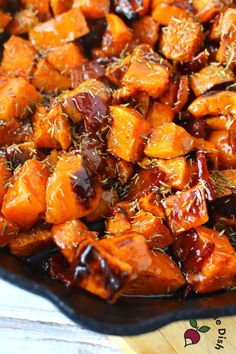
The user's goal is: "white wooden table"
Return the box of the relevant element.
[0,279,120,354]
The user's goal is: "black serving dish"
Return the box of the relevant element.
[0,250,235,336]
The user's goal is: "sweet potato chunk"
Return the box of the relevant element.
[206,116,236,133]
[52,219,98,263]
[151,0,190,25]
[6,141,38,169]
[145,123,195,159]
[93,13,132,58]
[133,16,159,46]
[122,45,171,98]
[116,159,135,185]
[106,201,134,235]
[190,64,235,96]
[46,153,101,224]
[0,157,11,208]
[192,0,222,23]
[2,160,49,230]
[162,184,209,235]
[161,17,204,63]
[130,210,173,249]
[188,91,236,118]
[146,102,174,128]
[32,59,71,94]
[33,104,72,150]
[0,77,42,122]
[210,169,236,198]
[73,0,110,19]
[105,54,132,87]
[108,105,151,162]
[0,215,18,248]
[72,238,132,302]
[208,130,236,169]
[0,11,12,31]
[125,251,185,295]
[0,36,36,79]
[7,9,39,35]
[29,8,89,50]
[9,228,52,257]
[22,0,50,21]
[50,0,73,15]
[46,43,87,76]
[138,192,166,219]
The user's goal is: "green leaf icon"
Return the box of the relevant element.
[189,319,198,329]
[199,326,210,333]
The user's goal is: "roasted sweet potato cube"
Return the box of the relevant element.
[32,59,71,94]
[159,79,178,107]
[29,8,89,50]
[183,227,236,293]
[188,91,236,118]
[208,130,236,169]
[130,210,173,249]
[206,116,236,133]
[161,17,204,63]
[33,104,72,150]
[190,64,235,97]
[22,0,51,21]
[116,159,135,185]
[151,0,190,25]
[72,239,132,302]
[61,79,110,123]
[133,16,159,46]
[146,102,174,128]
[46,153,101,224]
[108,105,151,162]
[216,12,236,69]
[7,9,39,35]
[192,0,222,23]
[50,0,73,15]
[154,157,192,190]
[122,45,171,98]
[85,189,119,222]
[73,0,110,19]
[52,219,98,263]
[144,123,195,159]
[125,250,185,295]
[0,77,42,122]
[105,54,132,87]
[9,228,52,257]
[210,170,236,199]
[100,233,152,274]
[0,11,12,31]
[0,215,18,248]
[0,36,36,79]
[0,157,11,208]
[162,184,209,235]
[6,141,38,169]
[138,192,166,219]
[106,202,135,235]
[2,160,49,230]
[46,43,87,76]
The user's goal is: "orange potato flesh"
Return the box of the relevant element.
[0,77,42,122]
[29,9,89,50]
[108,105,151,162]
[151,0,190,25]
[2,160,49,230]
[46,43,87,76]
[138,192,166,219]
[52,219,98,263]
[190,64,235,96]
[144,123,195,159]
[46,153,101,224]
[7,9,39,35]
[125,250,185,295]
[73,0,110,19]
[106,201,135,236]
[50,0,73,15]
[210,169,236,198]
[21,0,51,21]
[32,59,71,94]
[208,130,236,169]
[122,44,171,98]
[188,91,236,118]
[6,141,38,168]
[0,157,12,208]
[0,215,19,248]
[146,102,174,128]
[133,16,159,46]
[116,159,135,185]
[162,184,209,235]
[0,36,36,79]
[161,17,204,63]
[33,104,72,150]
[206,116,236,133]
[0,11,12,31]
[9,228,52,257]
[192,0,222,23]
[105,54,132,87]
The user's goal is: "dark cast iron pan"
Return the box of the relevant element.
[0,250,235,336]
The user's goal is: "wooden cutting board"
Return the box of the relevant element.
[110,316,236,353]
